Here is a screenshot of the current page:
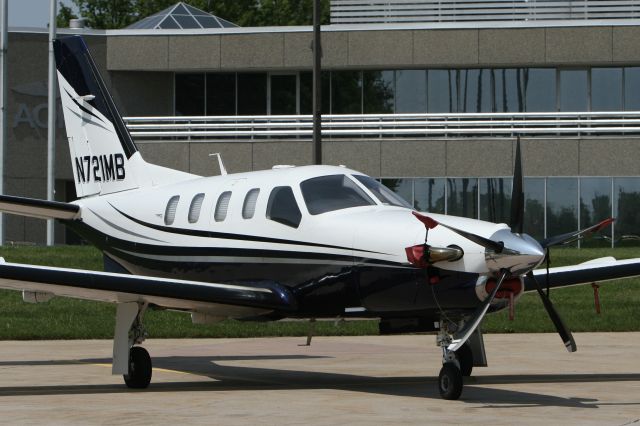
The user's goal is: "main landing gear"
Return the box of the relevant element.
[436,319,487,400]
[113,302,152,389]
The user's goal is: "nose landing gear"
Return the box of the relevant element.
[436,319,487,400]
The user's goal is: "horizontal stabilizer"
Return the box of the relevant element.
[0,195,79,220]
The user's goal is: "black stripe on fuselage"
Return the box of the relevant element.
[66,220,403,267]
[108,203,390,255]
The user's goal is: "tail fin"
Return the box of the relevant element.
[55,36,196,198]
[55,36,159,198]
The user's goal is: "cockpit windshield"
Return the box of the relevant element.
[352,175,413,208]
[300,174,376,215]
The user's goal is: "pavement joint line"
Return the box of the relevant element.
[90,362,197,376]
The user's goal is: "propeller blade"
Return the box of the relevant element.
[527,271,577,352]
[412,212,505,253]
[509,137,524,234]
[448,270,509,352]
[540,217,615,248]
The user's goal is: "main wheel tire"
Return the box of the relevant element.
[438,362,463,400]
[456,343,473,377]
[123,346,152,389]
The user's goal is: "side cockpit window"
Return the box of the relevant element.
[188,193,205,223]
[164,195,180,225]
[300,174,375,214]
[242,188,260,219]
[214,191,232,222]
[266,186,301,228]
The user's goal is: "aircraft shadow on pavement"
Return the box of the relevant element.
[0,355,640,408]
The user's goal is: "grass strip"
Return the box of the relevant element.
[0,246,638,339]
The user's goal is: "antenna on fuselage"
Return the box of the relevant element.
[209,153,227,176]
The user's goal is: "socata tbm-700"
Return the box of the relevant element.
[0,36,637,400]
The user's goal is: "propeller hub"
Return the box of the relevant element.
[484,229,545,275]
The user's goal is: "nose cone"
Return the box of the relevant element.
[485,229,545,275]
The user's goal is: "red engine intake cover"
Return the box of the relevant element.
[485,277,523,299]
[405,245,430,269]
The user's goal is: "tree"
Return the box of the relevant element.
[57,2,78,28]
[57,0,330,29]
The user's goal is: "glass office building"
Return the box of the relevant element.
[6,5,640,244]
[176,67,640,115]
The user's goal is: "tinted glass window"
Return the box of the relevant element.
[624,67,640,110]
[353,175,412,208]
[493,69,524,112]
[271,74,297,115]
[214,191,232,222]
[363,71,394,113]
[242,188,260,219]
[175,74,204,115]
[592,68,622,111]
[414,178,445,213]
[459,69,491,112]
[165,195,180,225]
[560,70,588,111]
[381,179,413,207]
[428,70,457,113]
[267,186,302,228]
[524,178,545,241]
[580,178,612,246]
[614,178,640,244]
[480,178,512,223]
[524,68,556,112]
[547,178,578,243]
[332,71,362,114]
[396,70,426,113]
[447,178,478,219]
[300,71,330,114]
[301,175,375,215]
[237,73,266,115]
[206,73,236,115]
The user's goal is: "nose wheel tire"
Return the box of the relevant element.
[438,362,463,400]
[456,343,473,377]
[123,346,152,389]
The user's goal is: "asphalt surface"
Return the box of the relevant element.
[0,333,638,425]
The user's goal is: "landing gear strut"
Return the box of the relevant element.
[435,319,486,400]
[113,302,152,389]
[437,324,464,400]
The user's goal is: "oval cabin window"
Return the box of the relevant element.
[164,195,180,225]
[242,188,260,219]
[188,193,205,223]
[214,191,232,222]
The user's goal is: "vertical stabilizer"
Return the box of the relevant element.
[54,36,140,197]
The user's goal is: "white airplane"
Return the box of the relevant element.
[0,35,638,400]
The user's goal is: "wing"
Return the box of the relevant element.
[524,257,640,291]
[0,261,295,319]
